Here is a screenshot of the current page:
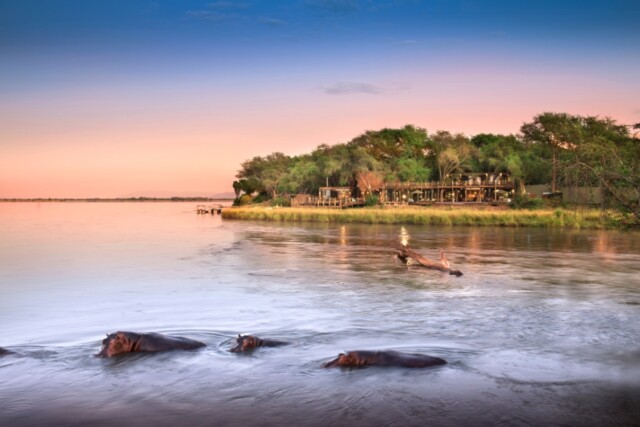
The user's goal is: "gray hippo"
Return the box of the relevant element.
[230,334,288,353]
[97,331,205,357]
[324,350,447,368]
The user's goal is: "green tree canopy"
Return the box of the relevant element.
[520,112,584,192]
[429,131,476,181]
[233,115,639,223]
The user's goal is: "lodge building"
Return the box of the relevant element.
[294,173,515,207]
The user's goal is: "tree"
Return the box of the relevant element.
[259,152,292,197]
[350,125,429,163]
[520,113,582,192]
[280,156,319,194]
[355,170,384,195]
[232,177,263,196]
[430,131,475,181]
[476,134,520,171]
[562,116,639,223]
[470,133,501,148]
[473,133,542,191]
[236,152,292,198]
[395,157,431,182]
[504,153,525,193]
[232,180,242,198]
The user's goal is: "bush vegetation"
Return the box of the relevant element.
[509,194,546,210]
[230,113,640,225]
[270,196,291,207]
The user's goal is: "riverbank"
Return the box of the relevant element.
[222,206,618,229]
[0,197,233,203]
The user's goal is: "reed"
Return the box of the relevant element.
[221,206,616,229]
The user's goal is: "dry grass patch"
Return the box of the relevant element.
[222,206,614,229]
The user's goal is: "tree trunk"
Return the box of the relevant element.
[551,150,557,193]
[396,245,463,277]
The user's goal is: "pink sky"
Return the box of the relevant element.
[2,64,636,198]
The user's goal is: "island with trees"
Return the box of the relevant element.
[226,113,640,228]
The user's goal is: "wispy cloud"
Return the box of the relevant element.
[306,0,360,14]
[207,1,250,9]
[186,10,236,22]
[323,82,384,95]
[258,16,286,26]
[391,39,418,46]
[366,1,398,12]
[188,3,286,27]
[186,1,250,23]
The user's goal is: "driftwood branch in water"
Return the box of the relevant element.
[397,245,463,277]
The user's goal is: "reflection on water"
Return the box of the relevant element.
[1,202,639,426]
[400,225,410,246]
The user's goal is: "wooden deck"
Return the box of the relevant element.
[291,174,516,208]
[196,204,223,214]
[315,199,366,209]
[379,176,514,204]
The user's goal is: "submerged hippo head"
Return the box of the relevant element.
[98,331,140,358]
[230,335,264,353]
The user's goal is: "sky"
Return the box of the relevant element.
[1,0,639,198]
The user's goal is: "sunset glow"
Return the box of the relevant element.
[1,0,638,198]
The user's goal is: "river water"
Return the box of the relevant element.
[0,202,639,426]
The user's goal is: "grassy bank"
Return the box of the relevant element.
[222,206,617,229]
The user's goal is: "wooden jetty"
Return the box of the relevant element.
[196,204,223,215]
[291,187,366,209]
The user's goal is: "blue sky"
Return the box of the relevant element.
[3,1,639,95]
[3,0,638,82]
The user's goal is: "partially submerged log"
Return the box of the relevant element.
[397,245,463,277]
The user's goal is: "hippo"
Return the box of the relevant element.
[0,347,13,356]
[97,331,205,358]
[323,350,447,368]
[230,334,288,353]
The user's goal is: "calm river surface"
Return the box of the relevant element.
[1,202,639,426]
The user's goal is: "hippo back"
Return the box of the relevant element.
[325,350,447,368]
[377,350,447,368]
[138,333,205,352]
[98,331,205,357]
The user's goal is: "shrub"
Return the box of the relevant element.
[510,194,545,210]
[253,194,269,204]
[233,194,254,206]
[364,195,380,207]
[271,196,291,207]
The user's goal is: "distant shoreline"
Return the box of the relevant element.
[0,197,234,203]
